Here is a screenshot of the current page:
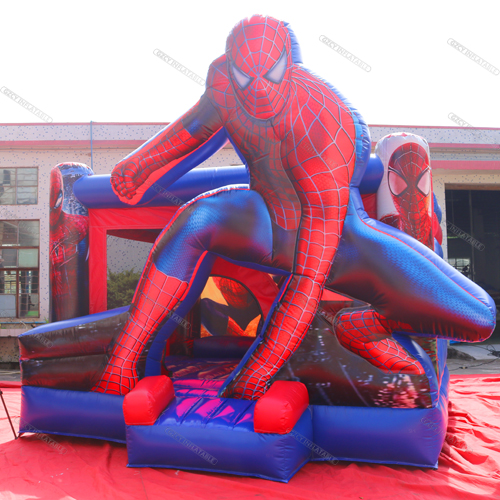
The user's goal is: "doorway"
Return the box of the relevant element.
[446,188,500,341]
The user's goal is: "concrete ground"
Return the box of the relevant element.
[447,356,500,375]
[447,339,500,374]
[0,366,20,382]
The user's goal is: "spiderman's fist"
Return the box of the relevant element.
[111,160,148,200]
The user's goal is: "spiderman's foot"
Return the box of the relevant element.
[341,337,425,375]
[221,373,266,400]
[92,364,138,395]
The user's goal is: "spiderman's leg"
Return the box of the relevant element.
[222,272,324,400]
[93,186,275,395]
[334,307,424,375]
[327,192,495,366]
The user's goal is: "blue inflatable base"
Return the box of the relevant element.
[19,369,450,480]
[310,367,450,469]
[21,386,126,443]
[126,398,314,482]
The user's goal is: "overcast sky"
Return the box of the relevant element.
[1,0,499,128]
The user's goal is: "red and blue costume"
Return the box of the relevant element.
[49,166,89,322]
[92,16,495,398]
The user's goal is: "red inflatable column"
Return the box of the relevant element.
[49,163,93,321]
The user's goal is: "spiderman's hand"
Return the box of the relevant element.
[111,160,150,200]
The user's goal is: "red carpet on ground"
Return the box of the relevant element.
[1,375,499,500]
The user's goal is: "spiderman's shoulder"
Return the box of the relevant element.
[206,55,229,86]
[290,66,359,128]
[292,66,349,105]
[206,55,234,109]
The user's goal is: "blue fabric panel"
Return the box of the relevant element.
[433,193,443,223]
[20,386,126,443]
[157,397,255,432]
[74,164,250,210]
[283,22,303,64]
[153,187,273,279]
[225,129,249,167]
[192,336,254,359]
[149,165,248,209]
[437,339,448,383]
[157,396,255,430]
[126,401,313,482]
[311,367,450,468]
[359,154,384,194]
[434,239,444,258]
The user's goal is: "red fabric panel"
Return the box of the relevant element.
[361,192,377,219]
[123,376,175,426]
[88,206,177,313]
[89,225,108,314]
[1,375,500,499]
[321,289,350,301]
[90,207,178,231]
[434,213,443,245]
[254,381,309,434]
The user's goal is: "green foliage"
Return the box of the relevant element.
[107,269,141,310]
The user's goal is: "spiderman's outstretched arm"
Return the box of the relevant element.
[111,93,223,204]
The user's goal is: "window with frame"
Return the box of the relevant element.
[0,220,39,318]
[0,167,38,205]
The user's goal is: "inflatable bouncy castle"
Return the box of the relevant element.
[18,16,495,482]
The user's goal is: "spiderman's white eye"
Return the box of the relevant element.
[264,51,287,84]
[388,170,408,197]
[232,64,252,89]
[54,190,63,209]
[417,168,431,196]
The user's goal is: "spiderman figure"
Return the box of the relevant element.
[93,15,495,398]
[381,140,433,248]
[49,166,89,322]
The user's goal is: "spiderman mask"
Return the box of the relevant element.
[388,143,432,243]
[226,15,293,120]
